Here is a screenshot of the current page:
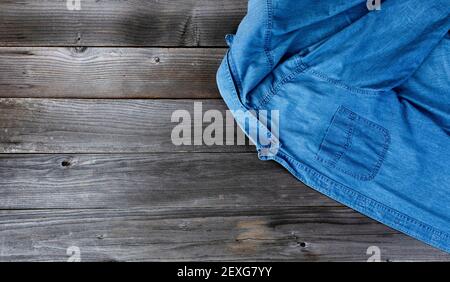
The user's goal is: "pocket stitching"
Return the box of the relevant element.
[316,106,390,181]
[317,113,355,167]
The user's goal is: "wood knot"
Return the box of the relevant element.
[73,46,87,53]
[152,57,161,64]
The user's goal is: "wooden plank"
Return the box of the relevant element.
[0,99,253,153]
[0,153,330,209]
[0,207,448,261]
[0,47,224,98]
[0,153,448,260]
[0,0,245,47]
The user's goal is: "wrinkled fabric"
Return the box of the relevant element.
[217,0,450,252]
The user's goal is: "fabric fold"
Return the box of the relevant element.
[217,0,450,253]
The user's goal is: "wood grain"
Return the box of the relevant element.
[0,153,326,209]
[0,0,446,262]
[0,47,224,98]
[0,0,246,47]
[0,99,253,153]
[0,207,448,261]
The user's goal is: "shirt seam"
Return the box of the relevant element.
[275,149,450,242]
[217,55,450,253]
[302,62,385,96]
[256,55,308,109]
[264,0,275,68]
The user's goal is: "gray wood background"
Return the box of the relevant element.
[0,0,448,262]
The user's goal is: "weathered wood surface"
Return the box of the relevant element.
[0,153,323,209]
[0,153,449,261]
[0,0,246,47]
[0,99,252,153]
[0,1,448,262]
[0,47,224,98]
[0,152,448,261]
[1,207,448,262]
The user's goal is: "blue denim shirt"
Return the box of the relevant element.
[217,0,450,253]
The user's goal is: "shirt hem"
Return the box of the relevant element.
[216,51,450,254]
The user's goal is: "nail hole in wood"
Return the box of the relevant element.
[298,242,307,248]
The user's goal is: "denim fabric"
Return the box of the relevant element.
[217,0,450,252]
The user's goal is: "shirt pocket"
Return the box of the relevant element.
[316,106,390,181]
